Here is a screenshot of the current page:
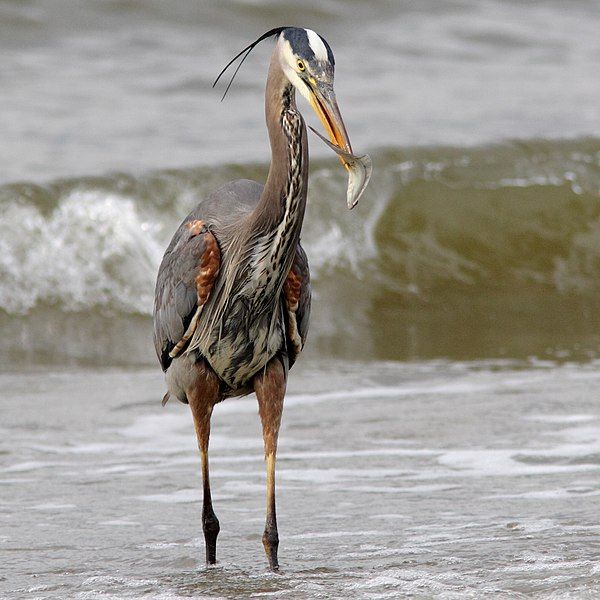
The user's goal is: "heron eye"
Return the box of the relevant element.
[297,60,306,72]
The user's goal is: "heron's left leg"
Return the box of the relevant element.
[254,356,286,571]
[188,364,221,565]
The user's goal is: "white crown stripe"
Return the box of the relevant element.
[305,29,329,62]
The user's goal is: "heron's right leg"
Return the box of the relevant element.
[187,365,221,565]
[254,356,286,571]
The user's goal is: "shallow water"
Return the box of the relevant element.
[2,360,600,598]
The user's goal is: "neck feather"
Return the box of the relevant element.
[251,55,309,239]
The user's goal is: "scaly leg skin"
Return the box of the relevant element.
[254,357,286,571]
[188,364,221,565]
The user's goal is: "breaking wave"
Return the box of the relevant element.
[2,137,600,365]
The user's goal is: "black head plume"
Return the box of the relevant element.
[213,27,290,101]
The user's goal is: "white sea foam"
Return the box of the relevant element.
[490,488,600,500]
[28,503,77,511]
[289,530,384,540]
[434,448,600,478]
[3,460,55,473]
[138,488,201,503]
[525,414,596,423]
[0,191,163,315]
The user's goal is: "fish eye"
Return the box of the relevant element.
[297,60,306,72]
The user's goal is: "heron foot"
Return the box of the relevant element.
[262,527,279,571]
[203,509,220,565]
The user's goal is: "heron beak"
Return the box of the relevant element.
[309,82,352,157]
[308,82,372,209]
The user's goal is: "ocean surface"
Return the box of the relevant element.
[1,0,600,597]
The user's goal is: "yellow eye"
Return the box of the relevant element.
[297,60,306,72]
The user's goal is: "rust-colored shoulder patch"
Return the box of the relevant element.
[195,231,220,305]
[283,256,305,360]
[283,264,301,313]
[186,219,207,237]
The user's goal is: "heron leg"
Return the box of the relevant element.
[254,356,286,571]
[188,365,221,565]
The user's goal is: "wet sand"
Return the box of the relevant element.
[2,359,600,598]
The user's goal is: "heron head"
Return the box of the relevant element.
[276,28,350,155]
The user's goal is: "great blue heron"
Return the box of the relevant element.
[153,26,371,570]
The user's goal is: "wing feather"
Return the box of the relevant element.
[153,219,220,371]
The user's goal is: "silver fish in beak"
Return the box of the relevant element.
[309,125,372,209]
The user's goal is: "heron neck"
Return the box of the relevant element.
[252,57,309,238]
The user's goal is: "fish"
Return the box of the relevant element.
[309,125,372,209]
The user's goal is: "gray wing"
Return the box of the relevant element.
[153,219,216,371]
[153,179,263,372]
